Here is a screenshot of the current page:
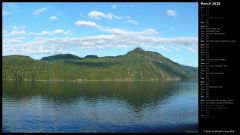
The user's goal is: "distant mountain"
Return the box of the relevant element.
[41,54,81,61]
[84,55,98,58]
[3,48,198,81]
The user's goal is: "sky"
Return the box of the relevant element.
[2,2,198,67]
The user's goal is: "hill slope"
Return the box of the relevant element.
[3,48,198,81]
[41,54,81,61]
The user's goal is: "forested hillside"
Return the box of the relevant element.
[3,48,198,81]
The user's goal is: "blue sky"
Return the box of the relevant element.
[3,2,198,67]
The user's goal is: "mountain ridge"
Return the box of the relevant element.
[3,48,198,81]
[41,54,81,61]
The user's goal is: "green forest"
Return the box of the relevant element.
[3,48,198,81]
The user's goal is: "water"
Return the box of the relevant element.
[2,80,198,133]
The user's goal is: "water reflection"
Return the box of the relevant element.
[4,81,184,112]
[3,80,198,132]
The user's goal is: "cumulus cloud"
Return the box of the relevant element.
[74,20,104,30]
[75,20,97,27]
[53,29,71,35]
[49,16,57,20]
[88,11,122,20]
[166,9,177,17]
[32,8,47,15]
[127,19,138,25]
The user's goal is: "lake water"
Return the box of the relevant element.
[2,80,198,133]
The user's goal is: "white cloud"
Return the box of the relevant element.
[74,20,104,30]
[4,26,27,37]
[88,11,122,20]
[9,25,26,30]
[49,29,72,35]
[49,16,57,20]
[53,29,69,34]
[3,37,25,45]
[3,10,11,15]
[3,30,197,56]
[32,8,47,15]
[88,11,107,19]
[127,19,138,25]
[103,28,157,36]
[112,5,117,9]
[3,23,197,56]
[166,10,177,17]
[75,21,154,36]
[8,30,26,36]
[138,36,197,46]
[75,20,97,27]
[30,29,72,36]
[111,15,122,19]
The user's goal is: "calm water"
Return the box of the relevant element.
[2,80,198,133]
